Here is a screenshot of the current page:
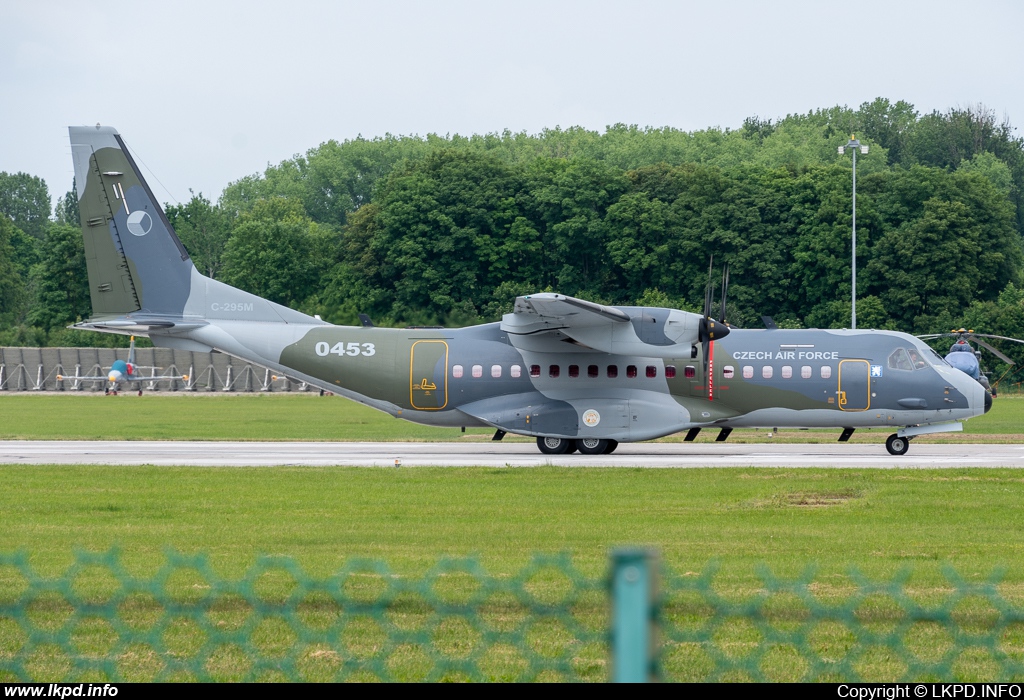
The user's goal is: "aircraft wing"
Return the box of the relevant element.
[505,294,630,330]
[500,293,701,357]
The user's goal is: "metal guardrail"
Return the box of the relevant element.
[1,549,1022,682]
[0,347,309,392]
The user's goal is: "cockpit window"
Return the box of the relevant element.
[926,347,949,366]
[888,348,913,371]
[906,347,928,370]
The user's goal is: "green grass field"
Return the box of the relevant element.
[3,465,1024,681]
[1,393,1022,680]
[1,392,1022,442]
[2,465,1023,578]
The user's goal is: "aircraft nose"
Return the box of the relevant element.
[108,371,121,382]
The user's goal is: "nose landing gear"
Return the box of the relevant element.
[886,434,910,456]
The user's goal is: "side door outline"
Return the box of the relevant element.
[838,359,871,411]
[410,340,448,410]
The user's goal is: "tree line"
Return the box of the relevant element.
[2,98,1024,378]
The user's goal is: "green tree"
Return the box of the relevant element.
[220,198,335,308]
[27,223,91,332]
[165,191,231,278]
[0,172,51,239]
[0,215,27,326]
[54,179,80,227]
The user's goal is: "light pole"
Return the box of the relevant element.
[838,135,868,329]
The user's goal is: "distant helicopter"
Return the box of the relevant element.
[917,329,1024,397]
[57,336,188,395]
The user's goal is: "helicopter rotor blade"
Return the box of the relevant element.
[969,333,1024,345]
[972,338,1016,365]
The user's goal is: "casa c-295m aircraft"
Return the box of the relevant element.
[67,125,990,456]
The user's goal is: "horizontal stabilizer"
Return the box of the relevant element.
[72,317,208,335]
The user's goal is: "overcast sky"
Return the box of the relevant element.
[3,0,1023,208]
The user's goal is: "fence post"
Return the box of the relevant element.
[610,547,658,683]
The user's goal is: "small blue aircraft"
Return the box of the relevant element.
[57,336,188,395]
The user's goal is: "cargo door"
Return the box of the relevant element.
[838,359,870,411]
[410,340,448,410]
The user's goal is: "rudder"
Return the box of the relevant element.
[70,125,194,318]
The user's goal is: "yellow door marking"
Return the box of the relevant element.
[410,340,448,410]
[838,359,871,412]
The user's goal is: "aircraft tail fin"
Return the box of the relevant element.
[70,125,195,318]
[69,126,324,330]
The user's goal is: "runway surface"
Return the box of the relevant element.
[0,440,1021,468]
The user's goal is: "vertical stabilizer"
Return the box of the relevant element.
[70,125,194,317]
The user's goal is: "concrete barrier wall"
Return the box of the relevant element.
[0,347,311,392]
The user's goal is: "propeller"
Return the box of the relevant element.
[698,258,731,376]
[719,263,729,325]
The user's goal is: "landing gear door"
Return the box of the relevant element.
[838,359,870,411]
[410,340,448,410]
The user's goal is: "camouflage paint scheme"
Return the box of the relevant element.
[69,126,988,453]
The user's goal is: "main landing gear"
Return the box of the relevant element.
[885,434,910,456]
[536,437,618,455]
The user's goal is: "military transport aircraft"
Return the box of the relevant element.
[66,125,990,456]
[57,335,188,395]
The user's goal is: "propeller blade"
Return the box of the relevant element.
[972,338,1016,365]
[703,256,714,319]
[719,264,729,323]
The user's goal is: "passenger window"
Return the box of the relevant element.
[762,366,773,379]
[568,365,579,378]
[627,365,638,378]
[452,365,464,379]
[529,364,540,378]
[588,364,599,378]
[472,365,483,378]
[801,366,812,379]
[723,366,734,379]
[742,366,754,379]
[820,365,832,379]
[781,366,792,379]
[607,365,618,378]
[491,365,502,378]
[549,365,560,378]
[646,366,657,378]
[665,366,676,379]
[684,366,696,379]
[511,365,522,378]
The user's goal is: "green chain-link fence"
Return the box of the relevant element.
[2,549,1024,682]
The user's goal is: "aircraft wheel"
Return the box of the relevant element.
[577,438,608,455]
[104,388,109,395]
[603,440,619,454]
[886,434,910,456]
[537,437,572,455]
[138,389,143,396]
